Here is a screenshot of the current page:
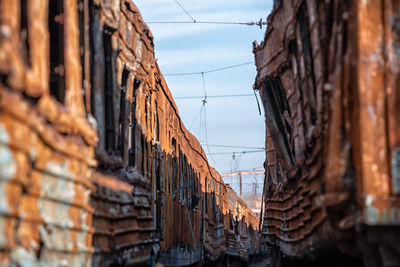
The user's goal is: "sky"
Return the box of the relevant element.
[134,0,273,196]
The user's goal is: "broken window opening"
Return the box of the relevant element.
[49,0,65,102]
[205,178,208,212]
[172,154,178,196]
[128,78,141,167]
[185,156,189,202]
[154,102,159,142]
[276,156,282,183]
[141,134,145,175]
[155,145,164,238]
[103,25,116,152]
[171,137,176,156]
[289,39,308,138]
[20,0,30,66]
[263,77,295,165]
[145,95,149,130]
[168,158,172,194]
[297,3,317,124]
[183,153,187,203]
[118,68,129,156]
[77,0,86,105]
[177,149,181,200]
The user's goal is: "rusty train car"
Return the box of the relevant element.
[0,0,260,266]
[254,0,400,266]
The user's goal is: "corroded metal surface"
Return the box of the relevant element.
[0,0,97,264]
[254,0,400,265]
[0,0,260,266]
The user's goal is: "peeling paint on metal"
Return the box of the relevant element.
[0,144,17,181]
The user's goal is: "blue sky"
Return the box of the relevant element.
[134,0,273,195]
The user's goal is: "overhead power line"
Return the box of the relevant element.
[174,93,253,100]
[173,0,196,22]
[164,62,254,76]
[188,104,203,131]
[201,144,265,149]
[221,170,264,178]
[147,19,267,28]
[208,150,265,156]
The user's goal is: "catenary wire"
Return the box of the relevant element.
[174,94,253,99]
[173,0,196,22]
[188,104,203,131]
[201,144,265,149]
[203,97,216,164]
[146,20,267,27]
[164,62,253,76]
[208,150,265,155]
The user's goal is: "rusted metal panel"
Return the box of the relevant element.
[357,0,391,199]
[0,0,118,265]
[64,0,85,117]
[255,0,400,264]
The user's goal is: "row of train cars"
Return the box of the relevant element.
[255,0,400,266]
[0,0,263,266]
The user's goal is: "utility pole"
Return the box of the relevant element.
[221,170,264,199]
[253,183,257,200]
[239,173,242,199]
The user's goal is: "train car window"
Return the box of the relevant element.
[276,155,282,183]
[184,157,186,203]
[144,94,148,131]
[128,78,141,167]
[155,142,164,239]
[195,173,198,195]
[297,3,317,124]
[262,78,294,165]
[103,25,116,152]
[169,157,172,195]
[171,137,176,155]
[212,192,217,224]
[118,68,129,157]
[205,178,208,212]
[141,134,145,175]
[77,0,90,113]
[154,102,159,142]
[184,156,188,202]
[49,0,65,102]
[179,149,183,202]
[192,171,195,195]
[199,173,201,195]
[171,140,177,196]
[20,0,30,66]
[78,0,84,86]
[189,164,192,200]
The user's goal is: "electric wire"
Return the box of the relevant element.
[173,0,196,22]
[164,62,253,76]
[236,152,244,172]
[146,20,267,27]
[200,144,265,149]
[253,89,262,116]
[188,104,203,131]
[208,150,264,155]
[203,97,216,164]
[174,94,253,99]
[201,72,207,100]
